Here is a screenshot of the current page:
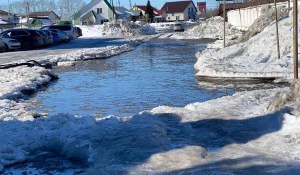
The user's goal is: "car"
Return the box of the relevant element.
[75,27,82,37]
[38,30,54,45]
[50,31,61,43]
[0,29,44,50]
[1,37,21,50]
[174,23,184,32]
[48,29,69,43]
[41,24,77,40]
[0,38,6,52]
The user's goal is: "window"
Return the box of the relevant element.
[97,8,102,14]
[191,8,193,12]
[188,8,190,12]
[176,16,179,20]
[172,13,174,16]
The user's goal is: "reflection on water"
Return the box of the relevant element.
[29,39,232,117]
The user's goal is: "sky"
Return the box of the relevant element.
[1,0,220,10]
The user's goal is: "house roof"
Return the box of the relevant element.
[29,11,60,19]
[155,9,165,16]
[115,7,129,15]
[73,0,115,20]
[0,10,12,16]
[161,1,196,13]
[133,5,158,12]
[128,10,142,16]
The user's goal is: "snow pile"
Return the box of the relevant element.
[80,20,156,37]
[171,16,242,39]
[194,9,295,79]
[268,81,300,112]
[0,66,56,100]
[44,44,134,64]
[2,86,300,174]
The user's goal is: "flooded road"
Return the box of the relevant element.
[29,38,231,117]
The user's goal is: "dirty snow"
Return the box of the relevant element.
[194,9,296,80]
[1,6,300,174]
[171,16,242,40]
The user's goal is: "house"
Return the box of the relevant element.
[154,10,167,22]
[0,10,18,29]
[161,0,197,21]
[0,10,14,21]
[29,11,60,25]
[115,6,130,19]
[131,5,158,16]
[72,0,115,25]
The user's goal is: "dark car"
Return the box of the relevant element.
[37,30,54,45]
[75,27,82,37]
[41,24,77,40]
[0,29,44,50]
[48,29,69,43]
[50,31,61,43]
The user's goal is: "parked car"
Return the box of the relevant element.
[48,29,69,43]
[174,23,184,32]
[50,31,61,43]
[41,24,77,40]
[37,30,54,45]
[75,27,82,37]
[0,38,6,52]
[1,37,21,50]
[0,29,44,50]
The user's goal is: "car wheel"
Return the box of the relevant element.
[0,46,7,52]
[4,44,9,51]
[22,42,32,50]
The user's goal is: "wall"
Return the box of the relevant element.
[227,1,288,30]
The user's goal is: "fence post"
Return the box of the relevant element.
[293,0,298,79]
[223,0,226,48]
[274,0,280,59]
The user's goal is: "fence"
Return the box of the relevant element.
[227,1,289,30]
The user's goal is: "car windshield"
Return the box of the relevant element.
[175,23,182,26]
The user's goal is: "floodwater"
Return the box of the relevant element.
[29,38,231,118]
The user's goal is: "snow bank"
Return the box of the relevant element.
[171,16,242,40]
[80,20,156,38]
[194,9,295,80]
[2,84,300,174]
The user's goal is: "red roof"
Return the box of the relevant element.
[155,9,165,16]
[161,1,195,13]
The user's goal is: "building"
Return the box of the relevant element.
[161,1,197,21]
[29,11,60,25]
[73,0,115,25]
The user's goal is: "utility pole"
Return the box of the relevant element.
[274,0,280,59]
[293,0,298,79]
[118,0,120,7]
[129,0,132,9]
[26,0,30,28]
[223,0,226,48]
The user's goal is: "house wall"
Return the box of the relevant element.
[183,3,197,21]
[165,2,197,21]
[166,12,184,21]
[76,0,113,25]
[132,7,145,15]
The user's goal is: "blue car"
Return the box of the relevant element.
[50,31,61,43]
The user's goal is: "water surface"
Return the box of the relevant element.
[29,39,231,117]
